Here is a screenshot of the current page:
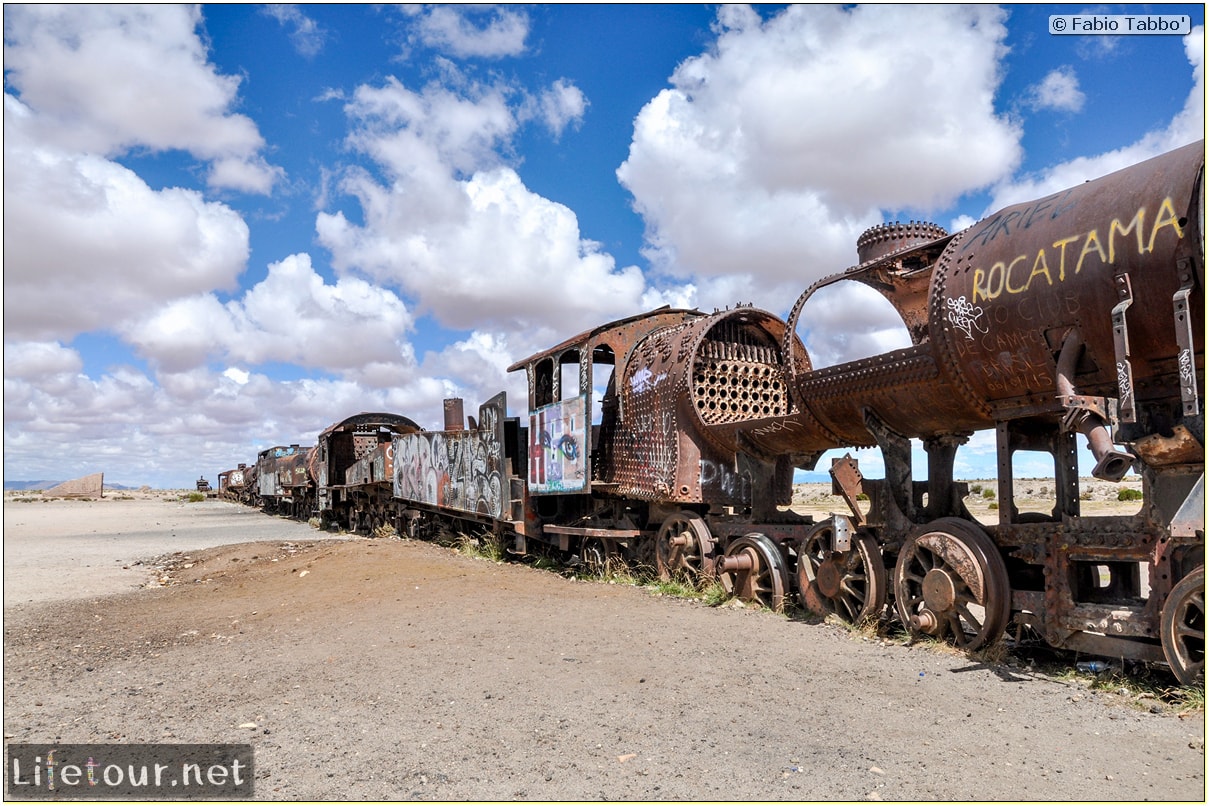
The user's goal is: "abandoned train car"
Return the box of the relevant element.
[219,140,1205,684]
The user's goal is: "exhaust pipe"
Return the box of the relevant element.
[1056,329,1135,482]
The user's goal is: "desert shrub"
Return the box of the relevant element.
[1117,488,1144,502]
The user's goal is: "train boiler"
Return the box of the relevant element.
[748,139,1205,681]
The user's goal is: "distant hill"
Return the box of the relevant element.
[4,480,139,491]
[4,480,62,491]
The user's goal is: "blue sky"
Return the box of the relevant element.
[3,4,1204,488]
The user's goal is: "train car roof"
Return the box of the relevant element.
[257,444,310,457]
[318,411,424,438]
[506,305,704,371]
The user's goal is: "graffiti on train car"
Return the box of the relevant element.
[959,198,1187,306]
[393,395,507,517]
[528,395,588,493]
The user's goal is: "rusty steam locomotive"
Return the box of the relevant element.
[218,140,1205,684]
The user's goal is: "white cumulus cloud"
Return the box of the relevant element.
[3,95,251,343]
[618,4,1022,318]
[3,4,283,193]
[1025,66,1086,113]
[316,75,650,347]
[408,5,530,59]
[118,254,418,376]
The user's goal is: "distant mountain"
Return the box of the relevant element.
[4,480,139,491]
[4,480,63,491]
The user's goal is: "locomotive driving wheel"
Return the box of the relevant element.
[1161,566,1205,686]
[893,518,1010,651]
[717,533,789,613]
[797,522,887,624]
[656,512,715,582]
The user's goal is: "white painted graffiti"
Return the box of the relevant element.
[1116,361,1134,400]
[393,406,505,518]
[946,295,989,340]
[699,459,750,502]
[751,418,801,437]
[630,367,668,395]
[1179,348,1195,386]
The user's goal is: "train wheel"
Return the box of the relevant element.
[797,523,886,624]
[656,512,715,582]
[633,537,658,578]
[582,538,610,577]
[893,518,1010,651]
[717,533,789,613]
[1161,566,1205,686]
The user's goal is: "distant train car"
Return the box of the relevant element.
[255,444,315,518]
[391,393,526,539]
[313,412,422,532]
[217,463,255,505]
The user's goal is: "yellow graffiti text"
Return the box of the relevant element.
[971,198,1185,304]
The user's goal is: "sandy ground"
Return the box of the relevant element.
[2,490,1203,801]
[3,492,326,607]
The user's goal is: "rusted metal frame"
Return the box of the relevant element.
[1033,510,1168,657]
[1058,631,1166,663]
[921,432,971,521]
[995,419,1081,522]
[1169,472,1205,538]
[829,454,865,526]
[783,231,953,357]
[542,525,641,538]
[1110,273,1137,424]
[707,520,812,545]
[1172,258,1200,416]
[862,407,916,530]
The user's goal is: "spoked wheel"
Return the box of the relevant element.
[797,522,887,624]
[1161,566,1205,686]
[893,518,1010,651]
[656,512,715,582]
[716,533,789,613]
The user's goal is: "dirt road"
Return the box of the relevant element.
[3,495,1204,801]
